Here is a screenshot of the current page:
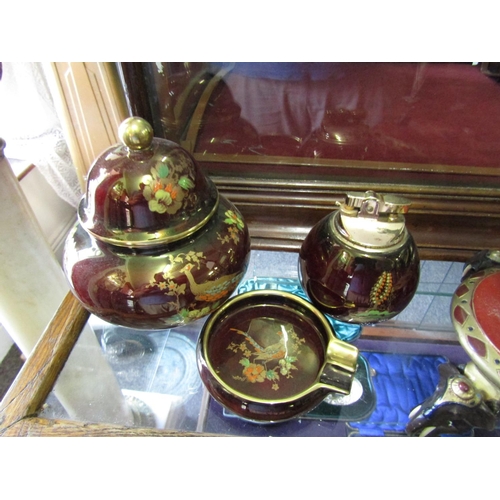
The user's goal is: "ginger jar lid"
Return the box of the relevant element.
[78,117,219,248]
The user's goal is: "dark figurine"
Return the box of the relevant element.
[406,363,498,436]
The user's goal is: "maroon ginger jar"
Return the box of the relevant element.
[299,190,419,324]
[63,117,251,329]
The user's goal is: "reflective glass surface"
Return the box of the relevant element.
[146,62,500,175]
[39,250,499,436]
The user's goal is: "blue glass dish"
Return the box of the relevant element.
[236,277,362,342]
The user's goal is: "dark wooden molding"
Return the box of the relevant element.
[117,63,157,132]
[202,172,500,261]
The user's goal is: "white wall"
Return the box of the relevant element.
[0,165,76,362]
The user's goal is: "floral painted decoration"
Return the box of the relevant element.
[227,319,306,391]
[218,210,245,247]
[141,158,195,214]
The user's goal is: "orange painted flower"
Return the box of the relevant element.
[243,363,266,383]
[142,166,186,215]
[165,183,178,200]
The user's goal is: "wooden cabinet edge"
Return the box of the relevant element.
[44,62,129,192]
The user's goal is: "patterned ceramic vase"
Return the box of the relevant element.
[64,117,251,329]
[299,190,420,325]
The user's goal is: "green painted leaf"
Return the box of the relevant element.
[179,176,195,190]
[157,163,169,178]
[239,358,250,367]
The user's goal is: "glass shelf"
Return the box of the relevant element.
[36,250,500,436]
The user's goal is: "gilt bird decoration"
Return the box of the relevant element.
[181,262,242,302]
[231,325,290,363]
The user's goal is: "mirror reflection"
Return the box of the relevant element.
[138,62,500,176]
[118,62,500,259]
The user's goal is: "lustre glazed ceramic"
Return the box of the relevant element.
[406,259,500,436]
[299,190,419,324]
[451,265,500,402]
[64,117,251,329]
[197,290,359,423]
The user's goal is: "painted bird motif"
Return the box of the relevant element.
[230,327,288,363]
[181,263,242,302]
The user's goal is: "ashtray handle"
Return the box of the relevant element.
[320,339,359,394]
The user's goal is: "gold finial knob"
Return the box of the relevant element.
[119,116,154,150]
